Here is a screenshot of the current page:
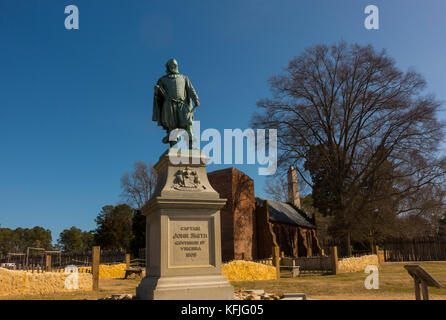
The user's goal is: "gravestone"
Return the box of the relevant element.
[136,149,234,300]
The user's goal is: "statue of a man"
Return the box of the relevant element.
[152,58,200,148]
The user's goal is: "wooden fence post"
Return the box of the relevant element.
[92,246,100,291]
[374,245,381,265]
[125,253,131,269]
[45,255,51,272]
[272,246,280,279]
[330,246,338,275]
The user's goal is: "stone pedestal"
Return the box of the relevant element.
[136,149,234,300]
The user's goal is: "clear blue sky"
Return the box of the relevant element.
[1,0,445,243]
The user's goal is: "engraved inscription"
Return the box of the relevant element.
[170,220,212,266]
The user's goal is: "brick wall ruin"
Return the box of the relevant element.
[208,168,257,261]
[208,167,321,260]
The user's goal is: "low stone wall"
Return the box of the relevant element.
[222,260,276,281]
[0,267,92,297]
[338,254,379,273]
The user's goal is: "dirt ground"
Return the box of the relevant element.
[1,278,142,300]
[2,262,446,300]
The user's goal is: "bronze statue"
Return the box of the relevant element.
[152,58,200,148]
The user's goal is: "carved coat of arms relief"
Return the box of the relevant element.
[172,166,206,191]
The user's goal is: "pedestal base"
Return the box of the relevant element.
[136,274,234,300]
[135,149,233,300]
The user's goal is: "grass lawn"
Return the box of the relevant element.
[2,262,446,300]
[233,262,446,300]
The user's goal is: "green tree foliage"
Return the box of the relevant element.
[81,230,95,250]
[130,209,146,256]
[118,161,157,255]
[57,226,95,252]
[93,204,133,251]
[301,194,333,243]
[0,226,53,255]
[0,228,20,254]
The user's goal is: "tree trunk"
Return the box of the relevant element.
[346,232,352,257]
[370,232,376,254]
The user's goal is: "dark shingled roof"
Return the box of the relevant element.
[255,197,316,229]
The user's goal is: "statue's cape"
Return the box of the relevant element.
[152,84,166,129]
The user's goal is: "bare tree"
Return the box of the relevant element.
[263,172,311,203]
[120,161,157,209]
[263,174,288,202]
[405,184,446,236]
[252,42,446,255]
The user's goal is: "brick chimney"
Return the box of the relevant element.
[287,166,301,209]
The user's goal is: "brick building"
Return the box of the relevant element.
[207,167,321,261]
[207,168,257,261]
